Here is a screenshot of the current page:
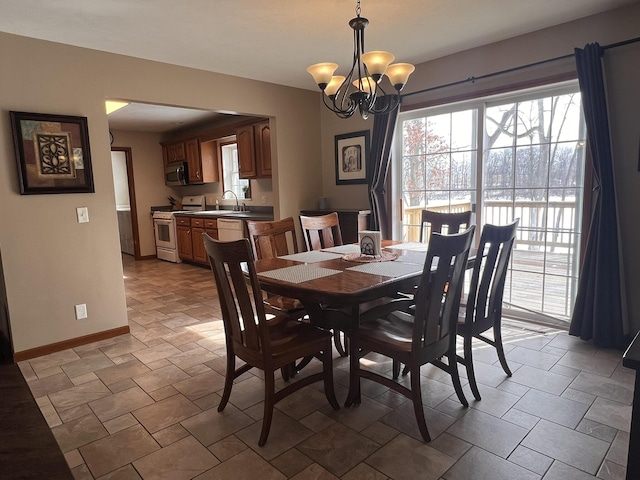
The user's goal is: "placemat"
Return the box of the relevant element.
[322,244,361,254]
[278,251,343,263]
[385,242,428,251]
[258,264,342,283]
[347,261,424,278]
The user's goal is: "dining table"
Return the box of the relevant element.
[253,240,433,333]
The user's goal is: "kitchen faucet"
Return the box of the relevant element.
[223,190,241,211]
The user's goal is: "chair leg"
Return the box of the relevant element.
[493,324,512,377]
[218,347,235,412]
[258,371,276,447]
[464,335,481,401]
[334,330,348,357]
[281,364,290,382]
[392,359,401,379]
[402,363,410,376]
[448,352,469,408]
[344,341,361,407]
[409,367,431,443]
[322,344,340,410]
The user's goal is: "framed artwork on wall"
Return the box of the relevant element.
[10,111,95,194]
[335,130,370,185]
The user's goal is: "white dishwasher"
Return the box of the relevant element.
[217,218,245,241]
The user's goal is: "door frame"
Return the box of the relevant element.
[111,147,141,260]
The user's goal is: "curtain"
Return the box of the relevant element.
[368,95,400,239]
[569,43,629,350]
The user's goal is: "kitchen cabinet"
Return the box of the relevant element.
[300,209,371,245]
[162,141,186,167]
[175,215,218,265]
[185,138,219,184]
[237,120,271,179]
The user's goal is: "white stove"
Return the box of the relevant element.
[153,195,205,263]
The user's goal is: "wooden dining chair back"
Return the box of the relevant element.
[246,217,299,260]
[457,219,519,401]
[300,212,343,251]
[202,234,339,446]
[345,226,476,442]
[245,218,306,347]
[419,209,472,243]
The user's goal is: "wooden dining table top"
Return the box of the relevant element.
[253,241,429,308]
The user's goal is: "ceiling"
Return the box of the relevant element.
[1,0,635,132]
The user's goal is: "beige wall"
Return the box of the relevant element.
[0,32,322,353]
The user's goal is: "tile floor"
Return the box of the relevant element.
[18,255,634,479]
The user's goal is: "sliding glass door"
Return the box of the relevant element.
[393,83,587,325]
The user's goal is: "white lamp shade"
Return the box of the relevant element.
[386,63,415,89]
[353,76,376,94]
[306,63,338,87]
[324,76,346,96]
[361,51,395,76]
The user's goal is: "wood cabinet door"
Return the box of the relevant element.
[176,225,193,260]
[185,138,202,183]
[255,121,272,177]
[191,227,207,263]
[236,124,257,178]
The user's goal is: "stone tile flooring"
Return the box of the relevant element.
[18,255,634,479]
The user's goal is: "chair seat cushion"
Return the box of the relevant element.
[350,310,415,353]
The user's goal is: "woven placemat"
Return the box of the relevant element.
[279,251,343,263]
[258,264,342,284]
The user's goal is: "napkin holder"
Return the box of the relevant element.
[359,230,382,257]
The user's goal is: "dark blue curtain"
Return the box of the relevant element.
[569,43,629,350]
[368,96,399,239]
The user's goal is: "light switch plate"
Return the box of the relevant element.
[75,304,88,320]
[76,207,89,223]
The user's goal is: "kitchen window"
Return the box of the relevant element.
[220,137,250,199]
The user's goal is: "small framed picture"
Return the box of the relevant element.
[335,130,369,185]
[10,111,95,194]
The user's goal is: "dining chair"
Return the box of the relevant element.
[456,219,519,401]
[246,217,306,318]
[202,234,339,446]
[344,226,476,443]
[419,209,472,243]
[300,212,343,251]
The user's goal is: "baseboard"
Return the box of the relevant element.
[13,326,130,362]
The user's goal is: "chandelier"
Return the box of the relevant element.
[306,0,415,120]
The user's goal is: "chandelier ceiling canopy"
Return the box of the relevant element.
[307,0,415,120]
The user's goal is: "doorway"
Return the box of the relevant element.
[111,147,141,259]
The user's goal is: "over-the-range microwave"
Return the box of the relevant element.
[165,162,188,186]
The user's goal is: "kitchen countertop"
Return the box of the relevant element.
[174,210,274,221]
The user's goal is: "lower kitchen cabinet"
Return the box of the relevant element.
[176,216,218,265]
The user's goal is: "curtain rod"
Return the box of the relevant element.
[402,36,640,99]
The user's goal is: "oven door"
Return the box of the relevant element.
[154,217,176,250]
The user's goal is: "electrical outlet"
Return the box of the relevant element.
[76,207,89,223]
[261,195,267,205]
[75,304,88,320]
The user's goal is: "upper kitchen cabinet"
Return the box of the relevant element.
[162,141,186,167]
[185,138,219,184]
[237,120,271,179]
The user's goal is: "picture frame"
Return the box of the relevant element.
[335,130,370,185]
[10,111,95,194]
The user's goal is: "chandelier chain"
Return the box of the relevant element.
[355,0,361,17]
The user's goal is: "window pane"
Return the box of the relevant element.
[485,103,516,148]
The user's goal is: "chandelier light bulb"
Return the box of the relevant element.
[361,51,395,80]
[385,63,416,91]
[324,76,346,97]
[306,63,339,89]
